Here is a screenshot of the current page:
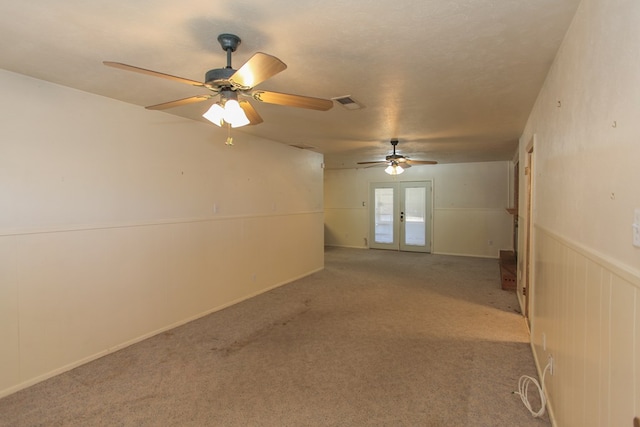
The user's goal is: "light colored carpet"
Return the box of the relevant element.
[0,247,550,426]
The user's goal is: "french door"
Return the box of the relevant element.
[369,181,432,252]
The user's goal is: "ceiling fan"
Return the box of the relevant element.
[104,33,333,128]
[358,139,437,175]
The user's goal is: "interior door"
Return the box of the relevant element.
[369,181,432,253]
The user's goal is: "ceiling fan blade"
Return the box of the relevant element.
[229,53,287,90]
[251,90,333,111]
[357,161,387,165]
[145,95,213,110]
[407,160,438,165]
[103,61,205,87]
[238,100,264,125]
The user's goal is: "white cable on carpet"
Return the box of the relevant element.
[514,358,552,418]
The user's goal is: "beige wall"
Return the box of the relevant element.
[0,70,324,397]
[518,0,640,425]
[324,161,513,258]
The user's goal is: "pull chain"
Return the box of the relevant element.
[225,123,233,145]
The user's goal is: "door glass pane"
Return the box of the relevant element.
[374,188,394,243]
[404,187,425,246]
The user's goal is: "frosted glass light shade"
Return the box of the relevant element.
[223,100,250,128]
[202,103,225,127]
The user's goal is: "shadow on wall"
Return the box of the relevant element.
[324,223,340,246]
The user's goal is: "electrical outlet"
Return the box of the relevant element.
[542,333,546,351]
[548,354,554,376]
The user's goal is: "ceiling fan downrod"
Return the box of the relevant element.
[390,138,399,155]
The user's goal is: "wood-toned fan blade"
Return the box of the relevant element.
[407,160,438,165]
[145,95,212,110]
[357,161,387,165]
[251,90,333,111]
[229,53,287,90]
[238,100,264,125]
[103,61,205,87]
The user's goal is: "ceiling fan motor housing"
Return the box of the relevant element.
[205,67,235,88]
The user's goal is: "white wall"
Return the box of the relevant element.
[324,161,513,258]
[0,70,324,397]
[518,0,640,425]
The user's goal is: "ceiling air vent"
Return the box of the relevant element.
[332,95,364,110]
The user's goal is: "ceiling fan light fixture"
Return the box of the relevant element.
[202,98,250,128]
[385,163,404,175]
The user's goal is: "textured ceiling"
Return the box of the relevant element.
[0,0,581,168]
